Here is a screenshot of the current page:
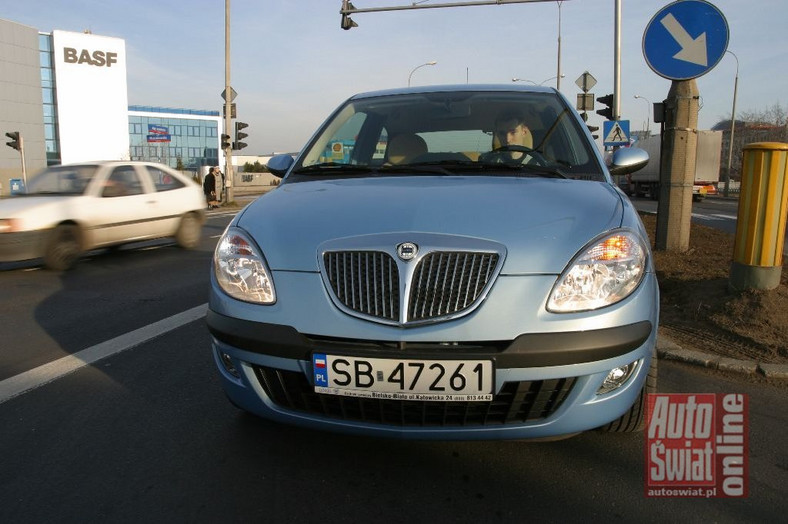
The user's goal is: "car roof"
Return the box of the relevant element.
[50,161,177,169]
[349,83,557,101]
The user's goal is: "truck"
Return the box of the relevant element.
[621,130,722,201]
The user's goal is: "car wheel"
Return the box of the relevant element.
[175,212,202,249]
[598,354,658,433]
[44,224,82,271]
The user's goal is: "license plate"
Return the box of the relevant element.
[312,353,494,402]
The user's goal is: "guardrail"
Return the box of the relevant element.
[714,181,741,196]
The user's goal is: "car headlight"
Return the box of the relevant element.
[547,230,647,313]
[0,219,21,233]
[214,226,276,304]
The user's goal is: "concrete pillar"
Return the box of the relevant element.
[655,80,699,252]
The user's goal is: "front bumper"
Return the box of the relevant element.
[208,311,657,440]
[0,230,47,262]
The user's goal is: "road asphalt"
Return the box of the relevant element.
[218,185,788,381]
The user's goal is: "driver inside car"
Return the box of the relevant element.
[492,110,533,161]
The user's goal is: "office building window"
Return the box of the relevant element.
[127,108,221,170]
[39,33,60,165]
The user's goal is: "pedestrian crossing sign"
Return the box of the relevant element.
[603,120,630,146]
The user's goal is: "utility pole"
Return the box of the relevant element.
[556,1,562,91]
[613,0,621,120]
[224,0,234,202]
[655,80,699,252]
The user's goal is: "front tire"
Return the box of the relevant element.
[175,212,202,249]
[44,224,82,271]
[598,354,658,433]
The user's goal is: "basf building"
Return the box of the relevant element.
[1,18,224,195]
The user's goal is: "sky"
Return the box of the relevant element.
[3,0,787,154]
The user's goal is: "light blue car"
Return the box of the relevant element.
[208,85,657,440]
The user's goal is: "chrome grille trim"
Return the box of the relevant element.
[322,243,503,326]
[408,251,499,322]
[324,251,399,322]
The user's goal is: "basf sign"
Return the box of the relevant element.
[52,30,129,163]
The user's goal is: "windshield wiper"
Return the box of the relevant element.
[378,162,457,176]
[291,163,380,176]
[473,162,568,179]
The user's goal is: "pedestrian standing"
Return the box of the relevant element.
[203,167,219,209]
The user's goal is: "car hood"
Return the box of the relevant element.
[236,176,625,273]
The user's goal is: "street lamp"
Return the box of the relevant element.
[724,50,739,197]
[408,61,437,87]
[634,94,651,136]
[512,74,564,86]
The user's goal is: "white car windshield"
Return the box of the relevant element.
[25,165,98,195]
[293,90,605,181]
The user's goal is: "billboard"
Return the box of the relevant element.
[52,30,129,163]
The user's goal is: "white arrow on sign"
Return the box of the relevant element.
[660,13,708,66]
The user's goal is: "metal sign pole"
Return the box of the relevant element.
[224,0,234,203]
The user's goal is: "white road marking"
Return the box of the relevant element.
[712,213,738,220]
[692,213,723,221]
[0,303,208,405]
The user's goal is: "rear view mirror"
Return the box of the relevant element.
[608,147,649,177]
[267,155,295,178]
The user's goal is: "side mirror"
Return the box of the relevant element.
[608,147,649,177]
[267,154,295,178]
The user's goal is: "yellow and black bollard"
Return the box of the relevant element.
[729,142,788,291]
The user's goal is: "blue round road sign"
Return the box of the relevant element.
[643,0,729,81]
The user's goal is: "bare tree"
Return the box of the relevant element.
[716,102,788,179]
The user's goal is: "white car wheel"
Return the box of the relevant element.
[44,224,82,271]
[175,212,202,249]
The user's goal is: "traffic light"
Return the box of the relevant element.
[233,122,248,150]
[221,134,231,149]
[341,0,358,30]
[596,93,614,120]
[587,125,600,140]
[653,102,666,124]
[5,131,20,151]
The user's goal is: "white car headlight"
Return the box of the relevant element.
[0,218,21,233]
[547,230,647,313]
[214,227,276,304]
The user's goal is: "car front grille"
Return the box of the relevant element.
[323,251,400,322]
[323,250,500,325]
[254,366,576,427]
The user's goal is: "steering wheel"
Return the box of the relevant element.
[486,145,547,166]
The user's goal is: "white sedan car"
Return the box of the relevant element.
[0,161,206,270]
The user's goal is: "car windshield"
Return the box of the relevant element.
[292,90,606,181]
[26,165,98,195]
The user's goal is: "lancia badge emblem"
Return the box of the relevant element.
[397,242,418,261]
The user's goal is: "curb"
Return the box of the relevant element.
[657,335,788,380]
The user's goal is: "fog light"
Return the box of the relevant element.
[597,360,639,394]
[219,351,240,378]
